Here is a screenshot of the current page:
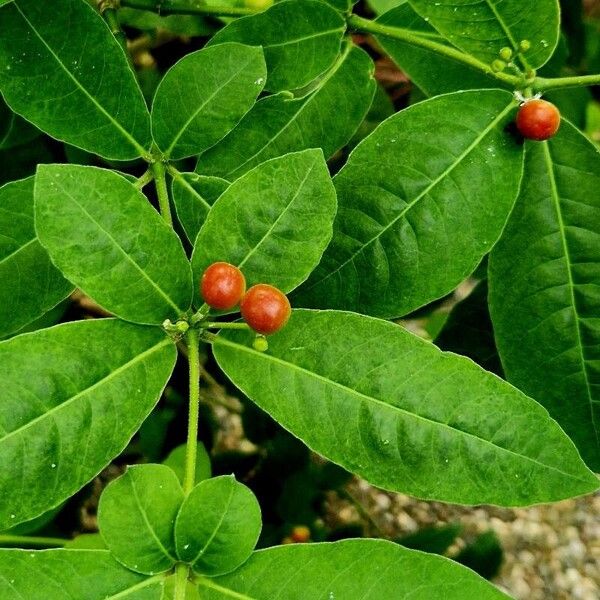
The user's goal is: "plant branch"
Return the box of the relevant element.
[0,534,67,548]
[134,167,154,190]
[200,321,249,330]
[173,562,190,600]
[119,0,256,17]
[535,73,600,91]
[183,328,201,496]
[150,160,173,227]
[347,14,522,88]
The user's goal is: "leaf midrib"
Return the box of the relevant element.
[129,472,177,564]
[222,42,353,179]
[197,577,255,600]
[52,176,187,316]
[213,334,592,485]
[0,337,172,445]
[163,53,261,158]
[303,101,515,293]
[13,2,149,158]
[542,142,600,452]
[261,26,345,50]
[236,158,316,271]
[0,237,36,268]
[191,478,236,565]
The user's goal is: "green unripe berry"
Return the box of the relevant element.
[491,59,507,73]
[499,47,513,61]
[253,336,269,352]
[519,39,531,53]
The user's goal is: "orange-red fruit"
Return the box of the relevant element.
[290,525,311,543]
[240,284,291,335]
[516,99,561,141]
[200,262,246,310]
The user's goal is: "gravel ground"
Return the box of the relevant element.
[324,479,600,600]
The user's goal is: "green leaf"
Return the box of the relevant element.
[0,319,176,529]
[408,0,560,71]
[0,177,73,338]
[376,4,499,96]
[197,539,509,599]
[207,0,345,93]
[488,121,600,471]
[175,476,261,576]
[0,0,151,160]
[368,0,403,14]
[0,549,164,599]
[35,165,193,325]
[65,534,107,550]
[151,44,267,160]
[295,89,524,319]
[163,443,212,485]
[196,43,376,180]
[98,464,184,575]
[192,150,336,298]
[213,310,598,506]
[171,172,229,244]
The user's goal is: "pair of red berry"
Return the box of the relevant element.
[516,98,560,141]
[200,262,291,335]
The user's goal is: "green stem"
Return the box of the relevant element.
[119,0,255,17]
[151,161,173,227]
[134,167,154,190]
[347,14,522,88]
[535,73,600,91]
[201,321,249,330]
[101,6,129,53]
[0,535,67,548]
[173,562,190,600]
[183,328,200,496]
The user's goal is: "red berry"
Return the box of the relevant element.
[290,525,311,543]
[240,284,291,335]
[516,99,560,141]
[200,262,246,310]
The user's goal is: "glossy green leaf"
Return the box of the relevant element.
[196,43,376,180]
[207,0,345,93]
[163,443,211,485]
[197,539,509,599]
[0,177,73,338]
[65,534,107,550]
[214,310,598,506]
[376,3,499,96]
[324,0,356,11]
[171,172,229,243]
[151,44,267,160]
[192,150,336,298]
[98,465,183,575]
[489,121,600,471]
[0,319,176,529]
[0,0,151,160]
[408,0,560,70]
[175,476,261,576]
[35,165,193,325]
[296,89,523,319]
[0,549,164,599]
[368,0,403,14]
